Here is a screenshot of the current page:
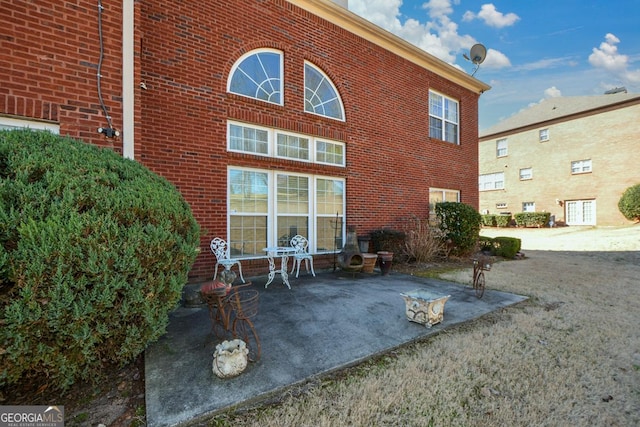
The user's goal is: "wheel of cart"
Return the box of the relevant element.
[229,287,261,362]
[472,255,492,298]
[200,285,235,339]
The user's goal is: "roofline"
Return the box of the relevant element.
[288,0,491,95]
[480,95,640,141]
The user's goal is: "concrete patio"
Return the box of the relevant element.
[145,268,527,427]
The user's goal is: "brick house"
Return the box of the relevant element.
[1,0,489,281]
[479,92,640,226]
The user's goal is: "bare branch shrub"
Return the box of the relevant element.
[401,215,445,263]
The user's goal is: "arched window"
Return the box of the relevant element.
[304,62,344,121]
[228,49,283,105]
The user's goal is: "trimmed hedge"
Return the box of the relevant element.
[618,183,640,221]
[514,212,551,228]
[435,202,482,257]
[480,236,522,259]
[481,214,512,227]
[0,129,200,390]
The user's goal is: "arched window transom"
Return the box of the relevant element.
[304,62,344,121]
[228,49,283,105]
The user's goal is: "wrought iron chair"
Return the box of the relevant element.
[289,235,315,278]
[210,237,245,283]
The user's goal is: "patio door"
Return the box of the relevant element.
[566,199,596,225]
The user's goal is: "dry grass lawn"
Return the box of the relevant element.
[208,227,640,427]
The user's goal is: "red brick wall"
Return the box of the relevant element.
[1,0,480,282]
[138,0,480,280]
[0,0,127,151]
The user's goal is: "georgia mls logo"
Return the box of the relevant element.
[0,405,64,427]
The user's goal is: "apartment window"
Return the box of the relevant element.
[429,91,459,144]
[571,159,592,174]
[0,117,59,133]
[228,121,345,166]
[479,172,505,191]
[496,138,508,157]
[519,167,533,180]
[428,188,460,221]
[522,202,535,212]
[496,203,508,209]
[228,49,283,105]
[228,167,345,257]
[539,128,549,142]
[304,62,344,121]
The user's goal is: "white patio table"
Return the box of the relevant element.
[263,246,297,289]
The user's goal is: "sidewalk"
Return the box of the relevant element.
[145,270,527,426]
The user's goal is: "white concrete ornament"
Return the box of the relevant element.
[212,339,249,378]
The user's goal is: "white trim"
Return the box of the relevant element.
[303,61,346,122]
[227,48,284,106]
[0,117,59,133]
[122,0,135,159]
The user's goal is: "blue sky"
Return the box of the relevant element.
[347,0,640,131]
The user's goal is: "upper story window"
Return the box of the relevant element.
[519,167,533,180]
[539,128,549,142]
[429,91,459,144]
[228,49,283,105]
[228,121,345,166]
[496,138,508,157]
[479,172,504,191]
[571,159,592,174]
[304,62,344,121]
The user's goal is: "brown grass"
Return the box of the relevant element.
[208,249,640,426]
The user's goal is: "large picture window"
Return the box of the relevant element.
[429,91,459,144]
[304,62,345,121]
[228,167,345,257]
[228,49,283,105]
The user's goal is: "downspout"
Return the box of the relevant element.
[122,0,135,159]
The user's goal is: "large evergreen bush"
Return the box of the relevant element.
[618,183,640,222]
[0,129,200,390]
[435,202,482,257]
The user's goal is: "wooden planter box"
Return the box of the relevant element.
[400,290,451,328]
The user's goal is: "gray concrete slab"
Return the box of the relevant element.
[145,270,527,427]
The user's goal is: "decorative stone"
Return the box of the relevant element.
[212,339,249,378]
[400,290,451,328]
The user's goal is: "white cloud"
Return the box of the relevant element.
[349,0,511,68]
[543,86,562,98]
[589,33,640,83]
[463,4,520,28]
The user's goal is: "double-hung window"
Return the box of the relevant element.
[429,91,459,144]
[519,167,532,180]
[496,138,508,157]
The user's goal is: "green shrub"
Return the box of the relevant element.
[0,129,200,390]
[492,237,522,259]
[495,214,512,227]
[514,212,551,228]
[618,183,640,222]
[435,202,482,257]
[481,214,497,227]
[370,228,406,261]
[478,235,495,254]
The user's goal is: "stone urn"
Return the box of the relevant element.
[212,339,249,378]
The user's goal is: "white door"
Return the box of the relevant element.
[566,200,596,225]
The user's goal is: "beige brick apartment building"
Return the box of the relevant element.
[479,91,640,226]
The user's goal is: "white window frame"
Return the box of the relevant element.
[304,61,345,121]
[479,172,505,191]
[519,167,533,180]
[496,203,508,209]
[227,121,345,166]
[227,48,283,105]
[571,159,592,174]
[539,128,549,142]
[227,166,346,257]
[496,138,508,157]
[522,201,535,212]
[0,117,59,133]
[429,90,459,144]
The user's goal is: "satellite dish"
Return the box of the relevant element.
[463,43,487,77]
